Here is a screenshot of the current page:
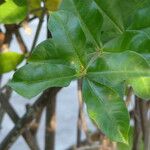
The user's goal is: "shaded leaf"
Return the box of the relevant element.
[129,6,150,30]
[96,0,149,42]
[93,0,124,33]
[103,30,150,54]
[72,0,103,48]
[60,0,75,12]
[104,6,150,54]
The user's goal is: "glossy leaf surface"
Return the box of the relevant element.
[72,0,103,48]
[83,79,129,143]
[87,51,150,84]
[102,5,150,100]
[9,40,77,98]
[48,10,86,69]
[93,0,124,33]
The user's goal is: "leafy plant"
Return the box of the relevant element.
[8,0,150,143]
[0,0,27,24]
[0,0,62,24]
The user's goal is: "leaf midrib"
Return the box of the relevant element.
[88,70,150,75]
[14,74,77,85]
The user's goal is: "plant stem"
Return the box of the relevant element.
[31,8,45,52]
[139,98,150,150]
[132,96,142,150]
[77,79,83,147]
[0,89,39,150]
[45,88,60,150]
[15,30,28,53]
[44,15,56,150]
[77,79,91,147]
[0,88,61,150]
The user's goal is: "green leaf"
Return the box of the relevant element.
[9,40,77,98]
[87,51,150,84]
[0,0,27,24]
[115,0,149,28]
[103,5,150,53]
[103,31,150,99]
[9,10,86,98]
[117,127,144,150]
[129,6,150,30]
[128,77,150,100]
[60,0,75,12]
[48,10,86,69]
[87,51,150,99]
[95,0,149,42]
[0,52,24,74]
[72,0,103,48]
[102,5,150,100]
[83,79,129,143]
[93,0,124,34]
[143,54,150,65]
[28,39,70,64]
[103,30,150,54]
[103,6,150,54]
[103,29,150,68]
[9,63,76,98]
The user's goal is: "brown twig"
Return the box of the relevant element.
[15,30,28,53]
[45,88,61,150]
[0,25,14,127]
[0,86,12,129]
[0,87,61,150]
[138,98,150,150]
[132,97,142,150]
[30,7,45,14]
[31,8,46,52]
[30,107,43,136]
[126,86,133,106]
[44,15,57,150]
[76,79,91,147]
[0,89,39,150]
[77,79,83,147]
